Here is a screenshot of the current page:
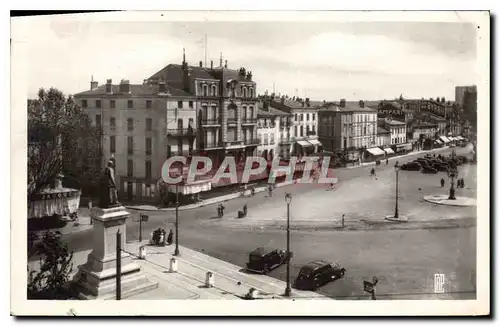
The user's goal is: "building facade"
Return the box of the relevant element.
[376,127,391,147]
[146,54,259,169]
[318,99,378,162]
[74,78,196,201]
[256,103,293,161]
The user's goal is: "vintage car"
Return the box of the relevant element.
[433,163,449,172]
[421,166,438,174]
[294,260,346,291]
[245,247,288,274]
[401,162,421,171]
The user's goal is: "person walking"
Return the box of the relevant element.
[88,199,93,225]
[268,184,273,198]
[440,178,445,187]
[386,158,389,165]
[167,229,173,245]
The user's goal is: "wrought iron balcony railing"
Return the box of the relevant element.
[166,128,196,137]
[201,118,221,126]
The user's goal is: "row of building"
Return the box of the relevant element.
[74,53,474,202]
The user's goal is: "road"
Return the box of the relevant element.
[36,146,477,299]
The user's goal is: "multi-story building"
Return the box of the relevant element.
[318,99,378,163]
[74,78,196,201]
[269,96,322,159]
[455,85,477,107]
[146,54,259,169]
[256,101,293,161]
[412,123,439,150]
[378,117,411,153]
[376,127,391,148]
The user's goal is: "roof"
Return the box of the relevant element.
[413,123,438,128]
[320,103,376,113]
[74,83,192,97]
[148,64,217,82]
[377,127,390,134]
[257,102,292,116]
[384,118,406,126]
[303,260,329,270]
[249,247,276,256]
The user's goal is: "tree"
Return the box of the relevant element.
[28,88,101,199]
[27,231,74,299]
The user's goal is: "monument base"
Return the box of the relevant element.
[385,215,409,223]
[71,205,158,300]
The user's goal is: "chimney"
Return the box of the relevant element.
[224,60,228,68]
[246,71,252,81]
[90,80,98,91]
[159,81,166,93]
[239,67,246,77]
[359,100,365,108]
[106,79,112,93]
[119,79,131,93]
[280,96,285,105]
[210,60,213,69]
[305,98,310,107]
[199,61,203,67]
[340,99,346,108]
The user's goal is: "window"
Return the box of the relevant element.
[306,114,310,121]
[95,114,101,128]
[146,118,152,131]
[211,85,216,96]
[294,125,298,136]
[312,114,316,121]
[249,88,254,98]
[127,136,133,154]
[127,159,133,177]
[127,100,133,108]
[146,137,152,155]
[177,119,183,130]
[110,100,116,108]
[189,101,193,108]
[312,125,316,133]
[178,101,183,108]
[96,100,101,108]
[110,136,115,154]
[300,125,304,137]
[145,160,152,180]
[242,87,247,98]
[202,85,208,96]
[146,100,152,109]
[364,126,367,135]
[81,100,88,108]
[110,117,116,130]
[294,114,298,121]
[306,126,310,134]
[188,118,194,128]
[127,118,133,131]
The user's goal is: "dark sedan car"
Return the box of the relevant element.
[245,247,288,274]
[294,261,346,291]
[421,166,438,174]
[401,162,421,171]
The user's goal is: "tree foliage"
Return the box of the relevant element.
[27,231,74,299]
[28,88,101,199]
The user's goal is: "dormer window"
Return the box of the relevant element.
[211,85,217,96]
[249,88,254,98]
[242,87,247,98]
[202,85,208,97]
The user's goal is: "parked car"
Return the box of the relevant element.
[294,260,346,291]
[401,162,421,171]
[245,247,288,274]
[422,166,438,174]
[433,163,449,172]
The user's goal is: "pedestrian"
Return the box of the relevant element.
[341,214,346,229]
[167,229,173,245]
[243,204,248,216]
[461,178,465,188]
[440,178,445,187]
[386,158,389,165]
[88,199,93,225]
[330,182,335,190]
[268,185,273,198]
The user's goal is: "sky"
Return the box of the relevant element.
[14,14,479,102]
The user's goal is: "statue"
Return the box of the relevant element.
[99,160,120,208]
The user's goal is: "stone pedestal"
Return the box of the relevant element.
[72,206,158,300]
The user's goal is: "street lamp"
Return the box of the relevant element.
[394,163,401,219]
[174,175,181,256]
[284,192,292,297]
[448,171,457,200]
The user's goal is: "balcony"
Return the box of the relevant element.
[166,128,196,137]
[245,138,260,146]
[201,118,221,126]
[199,141,222,150]
[224,140,244,148]
[227,118,237,125]
[242,118,257,125]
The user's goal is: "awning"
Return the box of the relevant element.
[297,140,313,147]
[456,136,465,140]
[439,136,450,143]
[383,148,395,154]
[396,143,413,151]
[435,139,443,144]
[366,147,385,156]
[308,139,322,146]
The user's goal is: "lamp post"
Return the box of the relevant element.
[448,171,457,200]
[394,163,401,219]
[284,193,292,297]
[174,178,180,256]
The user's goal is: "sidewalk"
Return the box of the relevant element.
[125,241,330,300]
[31,214,93,237]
